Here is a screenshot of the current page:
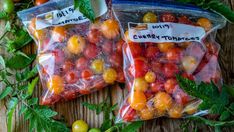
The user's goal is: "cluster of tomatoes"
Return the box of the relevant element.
[118,12,222,122]
[28,16,125,105]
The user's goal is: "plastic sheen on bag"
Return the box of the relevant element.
[112,0,226,122]
[18,0,125,105]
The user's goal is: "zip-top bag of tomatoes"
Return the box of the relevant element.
[112,0,227,122]
[18,0,125,105]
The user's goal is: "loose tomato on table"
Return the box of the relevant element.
[72,120,89,132]
[3,0,14,14]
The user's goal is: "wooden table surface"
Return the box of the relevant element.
[1,0,234,132]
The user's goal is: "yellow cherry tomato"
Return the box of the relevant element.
[154,92,172,111]
[197,18,212,32]
[143,12,157,23]
[182,56,197,73]
[144,71,156,83]
[134,78,149,92]
[72,120,89,132]
[128,91,147,111]
[52,26,66,42]
[157,42,174,52]
[103,68,117,84]
[101,19,120,39]
[47,75,64,94]
[168,104,183,118]
[67,35,86,54]
[139,108,154,120]
[91,59,104,74]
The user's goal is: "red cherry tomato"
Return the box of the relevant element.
[181,73,194,80]
[81,69,93,80]
[144,90,155,99]
[109,53,123,67]
[76,57,89,70]
[84,44,99,59]
[120,105,136,122]
[62,61,74,72]
[116,39,125,54]
[160,13,177,22]
[126,43,142,58]
[52,49,65,64]
[178,16,193,25]
[164,79,177,94]
[145,46,160,58]
[163,63,179,78]
[129,58,148,78]
[62,89,76,100]
[150,82,164,93]
[116,69,125,83]
[35,0,49,6]
[79,89,91,95]
[87,29,102,44]
[151,61,163,73]
[173,88,190,105]
[166,48,182,62]
[102,41,112,54]
[65,71,78,84]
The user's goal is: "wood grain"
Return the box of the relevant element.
[1,0,234,132]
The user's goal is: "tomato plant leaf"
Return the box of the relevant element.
[0,11,9,20]
[7,97,18,132]
[74,0,95,22]
[6,54,36,69]
[219,111,230,121]
[0,86,12,100]
[121,121,144,132]
[27,77,39,97]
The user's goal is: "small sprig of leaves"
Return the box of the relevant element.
[0,0,69,132]
[74,0,95,22]
[176,0,234,23]
[82,97,143,132]
[176,75,234,131]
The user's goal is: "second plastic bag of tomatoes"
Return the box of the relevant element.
[112,0,226,122]
[18,0,125,105]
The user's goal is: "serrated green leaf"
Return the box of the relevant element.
[29,117,36,132]
[36,107,57,118]
[19,104,28,115]
[7,97,18,132]
[0,11,9,20]
[6,53,36,69]
[219,111,230,121]
[24,109,33,120]
[0,55,5,69]
[75,0,95,22]
[0,87,12,100]
[24,66,38,81]
[7,29,32,52]
[122,121,143,132]
[27,77,39,96]
[28,98,38,106]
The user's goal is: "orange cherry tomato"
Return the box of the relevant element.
[101,19,120,39]
[144,71,156,83]
[47,75,64,94]
[139,108,154,120]
[168,104,183,118]
[128,91,147,111]
[197,18,212,31]
[133,78,148,92]
[35,0,49,6]
[154,92,173,111]
[164,79,177,94]
[157,42,175,52]
[51,26,66,42]
[67,35,86,54]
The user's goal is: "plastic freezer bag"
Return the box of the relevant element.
[18,0,125,105]
[112,0,226,122]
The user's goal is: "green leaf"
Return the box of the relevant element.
[5,21,11,31]
[24,66,38,81]
[19,104,28,115]
[0,55,5,68]
[101,119,112,131]
[6,53,36,69]
[219,111,230,121]
[208,0,234,23]
[229,103,234,110]
[7,97,18,132]
[189,116,234,127]
[122,121,144,132]
[110,103,118,111]
[27,77,39,96]
[224,85,234,98]
[0,11,9,20]
[7,29,32,52]
[0,87,12,100]
[28,98,38,106]
[74,0,95,22]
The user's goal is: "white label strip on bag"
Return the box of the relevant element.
[128,22,206,43]
[35,0,107,30]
